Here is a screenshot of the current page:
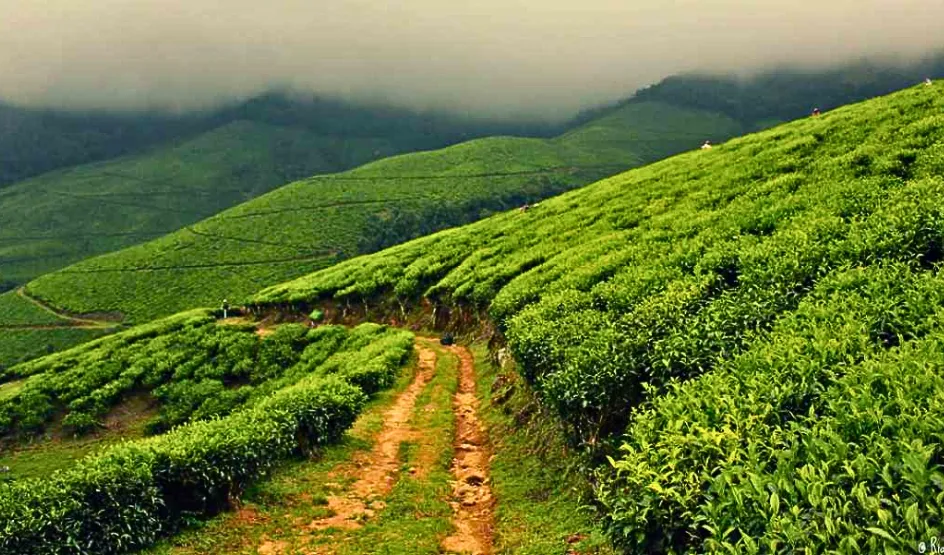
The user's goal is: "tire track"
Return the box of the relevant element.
[442,344,495,555]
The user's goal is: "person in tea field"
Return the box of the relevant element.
[221,299,229,319]
[701,140,712,150]
[927,78,934,86]
[812,108,821,117]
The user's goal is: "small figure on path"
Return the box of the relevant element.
[926,78,934,87]
[221,299,229,319]
[812,108,821,117]
[700,140,712,150]
[440,332,454,346]
[519,203,530,213]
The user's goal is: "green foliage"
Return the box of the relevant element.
[596,264,944,552]
[629,56,944,129]
[0,329,108,368]
[0,290,67,326]
[0,121,395,285]
[0,314,414,554]
[0,102,201,188]
[0,89,562,283]
[0,374,366,555]
[0,312,409,442]
[313,327,415,395]
[251,84,944,551]
[23,102,743,324]
[0,291,111,366]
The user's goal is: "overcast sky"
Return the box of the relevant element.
[1,0,943,118]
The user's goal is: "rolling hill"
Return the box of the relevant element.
[0,91,561,190]
[0,120,401,286]
[250,83,944,551]
[21,101,744,328]
[0,102,202,189]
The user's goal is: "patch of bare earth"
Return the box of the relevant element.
[255,326,276,338]
[441,345,495,555]
[304,342,438,532]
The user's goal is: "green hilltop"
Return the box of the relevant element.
[20,101,743,327]
[253,83,944,551]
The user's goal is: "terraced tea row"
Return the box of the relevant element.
[0,314,415,554]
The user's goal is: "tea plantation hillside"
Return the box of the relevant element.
[254,83,944,551]
[0,310,414,554]
[0,121,404,285]
[22,101,743,326]
[0,290,114,367]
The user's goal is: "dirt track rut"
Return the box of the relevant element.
[305,343,437,531]
[441,344,495,555]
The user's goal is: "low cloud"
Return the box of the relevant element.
[1,0,943,117]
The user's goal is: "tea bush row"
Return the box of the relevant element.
[0,323,415,554]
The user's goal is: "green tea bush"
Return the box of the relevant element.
[314,327,414,394]
[0,375,365,555]
[596,264,944,552]
[0,316,381,439]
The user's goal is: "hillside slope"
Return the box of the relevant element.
[0,91,561,190]
[0,121,403,286]
[253,83,944,551]
[0,102,202,188]
[23,101,743,324]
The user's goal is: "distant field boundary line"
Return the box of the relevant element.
[0,231,173,242]
[0,323,117,331]
[221,166,623,220]
[60,189,259,199]
[15,288,119,328]
[54,252,337,274]
[308,164,628,181]
[184,226,321,250]
[49,190,199,216]
[221,197,430,219]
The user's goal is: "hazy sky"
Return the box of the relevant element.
[1,0,943,117]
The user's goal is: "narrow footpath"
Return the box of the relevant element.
[304,344,437,532]
[4,287,120,330]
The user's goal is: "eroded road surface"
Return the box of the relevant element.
[441,344,495,555]
[306,343,438,531]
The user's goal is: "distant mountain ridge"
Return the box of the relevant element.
[0,91,561,189]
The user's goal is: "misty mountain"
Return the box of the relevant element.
[0,93,561,188]
[572,54,944,130]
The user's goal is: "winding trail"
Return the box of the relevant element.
[442,344,495,555]
[5,288,120,330]
[161,336,496,555]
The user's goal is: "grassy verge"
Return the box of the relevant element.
[470,343,617,555]
[0,395,154,482]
